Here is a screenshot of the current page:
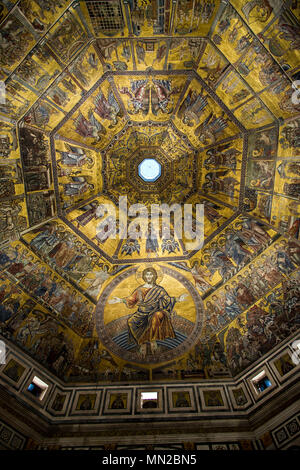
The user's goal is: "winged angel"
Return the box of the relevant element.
[94,89,123,127]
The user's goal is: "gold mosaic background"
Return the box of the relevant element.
[0,0,299,384]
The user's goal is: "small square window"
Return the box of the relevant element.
[251,371,272,394]
[27,376,48,401]
[141,391,158,409]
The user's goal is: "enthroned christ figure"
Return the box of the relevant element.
[108,267,187,357]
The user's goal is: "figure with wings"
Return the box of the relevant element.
[57,144,93,168]
[151,79,180,116]
[119,79,149,115]
[16,312,55,348]
[178,88,208,126]
[94,89,123,127]
[161,237,180,254]
[73,110,106,144]
[121,239,140,256]
[195,112,228,145]
[85,265,111,298]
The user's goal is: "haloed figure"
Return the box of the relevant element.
[109,267,187,357]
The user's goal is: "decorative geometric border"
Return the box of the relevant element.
[0,332,299,424]
[0,420,26,450]
[102,119,198,207]
[272,413,300,449]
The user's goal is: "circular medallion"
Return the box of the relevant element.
[95,265,204,365]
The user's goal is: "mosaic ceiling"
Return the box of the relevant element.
[0,0,299,385]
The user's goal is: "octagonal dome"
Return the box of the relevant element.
[0,0,299,422]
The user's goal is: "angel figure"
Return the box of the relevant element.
[85,265,111,298]
[94,89,123,127]
[195,112,228,145]
[151,79,176,115]
[119,79,149,115]
[73,110,106,144]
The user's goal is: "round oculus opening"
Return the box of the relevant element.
[138,158,161,182]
